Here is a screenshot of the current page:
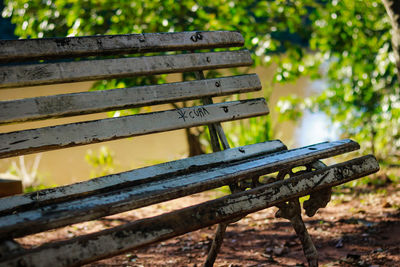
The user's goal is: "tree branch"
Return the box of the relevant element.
[382,0,400,82]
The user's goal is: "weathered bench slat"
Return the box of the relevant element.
[0,140,360,239]
[0,50,252,88]
[0,31,244,63]
[0,155,379,267]
[0,99,268,158]
[0,74,261,124]
[0,140,287,215]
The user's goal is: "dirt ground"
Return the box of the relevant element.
[18,183,400,267]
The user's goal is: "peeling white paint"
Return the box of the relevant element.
[0,99,268,159]
[0,75,261,124]
[0,31,244,65]
[0,51,252,88]
[3,228,174,267]
[0,140,284,214]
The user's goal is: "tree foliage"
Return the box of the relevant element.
[2,0,399,161]
[2,0,315,65]
[276,0,399,162]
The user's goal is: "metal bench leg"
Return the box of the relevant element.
[204,214,244,267]
[203,222,228,267]
[274,161,330,267]
[204,183,241,267]
[276,199,318,267]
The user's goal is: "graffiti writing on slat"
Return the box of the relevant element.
[177,107,210,122]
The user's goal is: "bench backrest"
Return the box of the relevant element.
[0,31,267,159]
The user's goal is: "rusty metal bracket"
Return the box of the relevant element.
[303,161,332,217]
[218,159,330,266]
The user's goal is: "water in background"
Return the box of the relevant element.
[296,79,339,147]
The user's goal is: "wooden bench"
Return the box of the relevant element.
[0,31,379,267]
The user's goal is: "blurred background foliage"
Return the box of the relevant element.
[85,146,118,178]
[2,0,399,169]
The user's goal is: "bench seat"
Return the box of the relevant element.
[0,139,363,240]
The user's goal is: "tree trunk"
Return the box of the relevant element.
[185,128,205,157]
[382,0,400,81]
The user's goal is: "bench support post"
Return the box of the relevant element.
[193,69,231,266]
[276,199,318,267]
[193,69,244,266]
[274,160,329,266]
[203,223,227,267]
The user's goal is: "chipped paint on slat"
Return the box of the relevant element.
[0,50,252,88]
[0,31,244,63]
[0,140,286,215]
[0,74,261,124]
[0,99,267,159]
